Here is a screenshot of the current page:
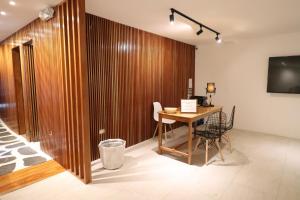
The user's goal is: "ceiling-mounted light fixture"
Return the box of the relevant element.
[39,7,54,21]
[169,11,174,25]
[169,8,221,42]
[0,11,6,16]
[196,25,203,35]
[215,34,222,43]
[9,1,16,6]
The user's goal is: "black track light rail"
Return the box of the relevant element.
[170,8,220,35]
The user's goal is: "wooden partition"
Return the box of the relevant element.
[0,0,91,183]
[86,14,195,160]
[0,0,195,182]
[22,43,39,141]
[58,0,91,182]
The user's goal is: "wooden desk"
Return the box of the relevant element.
[158,106,222,164]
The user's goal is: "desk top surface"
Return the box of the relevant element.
[159,106,222,122]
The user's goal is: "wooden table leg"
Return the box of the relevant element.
[187,121,193,164]
[158,114,163,154]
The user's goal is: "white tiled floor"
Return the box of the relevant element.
[2,127,300,200]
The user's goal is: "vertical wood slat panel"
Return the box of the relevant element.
[22,43,39,141]
[86,13,195,161]
[59,3,73,172]
[0,0,91,183]
[58,0,91,183]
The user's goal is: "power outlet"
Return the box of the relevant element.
[99,129,105,135]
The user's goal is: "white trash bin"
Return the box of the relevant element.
[98,139,126,170]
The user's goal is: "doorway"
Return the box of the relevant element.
[12,47,26,134]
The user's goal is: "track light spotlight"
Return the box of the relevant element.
[215,34,222,43]
[169,8,221,41]
[196,26,203,35]
[169,13,174,24]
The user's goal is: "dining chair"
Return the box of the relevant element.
[221,105,236,153]
[152,102,176,140]
[194,112,227,165]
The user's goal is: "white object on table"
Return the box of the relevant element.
[181,99,197,113]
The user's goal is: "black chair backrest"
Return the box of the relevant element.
[205,112,227,136]
[227,106,236,131]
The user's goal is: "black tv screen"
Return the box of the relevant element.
[267,56,300,94]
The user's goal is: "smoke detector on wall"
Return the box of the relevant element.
[39,7,54,21]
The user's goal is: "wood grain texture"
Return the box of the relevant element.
[0,160,65,195]
[0,0,91,183]
[86,13,195,160]
[58,0,91,182]
[0,44,19,132]
[22,43,39,141]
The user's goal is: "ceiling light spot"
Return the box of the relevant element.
[0,11,7,16]
[215,34,222,44]
[169,13,174,25]
[9,1,16,6]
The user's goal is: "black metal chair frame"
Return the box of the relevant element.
[193,112,226,165]
[221,106,235,153]
[193,106,236,165]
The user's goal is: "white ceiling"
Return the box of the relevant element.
[1,0,300,45]
[86,0,300,45]
[0,0,61,42]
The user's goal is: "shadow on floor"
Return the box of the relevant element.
[91,134,250,185]
[92,155,167,184]
[153,137,250,167]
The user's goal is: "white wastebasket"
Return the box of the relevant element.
[98,139,126,170]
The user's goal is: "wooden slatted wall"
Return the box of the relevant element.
[86,13,195,160]
[58,0,91,183]
[0,0,91,183]
[23,43,39,141]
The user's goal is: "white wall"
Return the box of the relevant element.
[195,32,300,139]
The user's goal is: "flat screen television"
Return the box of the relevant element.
[267,55,300,94]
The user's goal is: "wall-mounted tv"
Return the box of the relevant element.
[267,55,300,94]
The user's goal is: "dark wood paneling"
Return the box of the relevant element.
[0,0,91,183]
[86,14,195,160]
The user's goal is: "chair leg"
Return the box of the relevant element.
[152,124,158,139]
[194,137,201,152]
[164,124,167,141]
[226,134,232,153]
[205,140,209,165]
[215,140,224,161]
[222,134,232,153]
[169,124,174,134]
